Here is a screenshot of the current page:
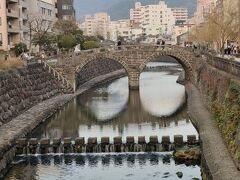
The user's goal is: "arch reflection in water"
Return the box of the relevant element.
[78,77,129,121]
[31,62,198,142]
[140,72,185,117]
[5,153,202,180]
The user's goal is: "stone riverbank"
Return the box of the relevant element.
[186,83,240,180]
[0,69,126,178]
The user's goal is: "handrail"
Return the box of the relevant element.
[42,60,74,92]
[180,46,240,76]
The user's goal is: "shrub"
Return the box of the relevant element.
[15,42,27,56]
[59,34,76,50]
[82,41,99,50]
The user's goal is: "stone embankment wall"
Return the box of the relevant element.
[194,57,240,168]
[76,59,125,87]
[0,64,64,127]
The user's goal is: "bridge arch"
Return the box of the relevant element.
[139,51,194,81]
[75,57,130,88]
[73,48,194,90]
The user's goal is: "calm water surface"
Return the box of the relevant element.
[30,62,197,142]
[4,62,201,179]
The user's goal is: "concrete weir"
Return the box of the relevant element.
[15,135,199,154]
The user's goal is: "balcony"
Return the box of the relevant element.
[21,0,28,8]
[8,25,20,33]
[7,9,19,18]
[7,0,18,3]
[22,26,28,33]
[22,13,28,20]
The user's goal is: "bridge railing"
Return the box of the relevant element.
[205,53,240,76]
[72,44,173,55]
[173,45,240,76]
[42,60,75,92]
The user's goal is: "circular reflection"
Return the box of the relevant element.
[140,71,185,117]
[78,77,129,121]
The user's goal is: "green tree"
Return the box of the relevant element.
[15,42,28,56]
[82,41,99,50]
[59,34,77,49]
[84,36,99,42]
[32,32,56,51]
[54,20,84,49]
[96,35,104,41]
[54,20,79,35]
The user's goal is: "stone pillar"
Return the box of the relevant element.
[128,71,140,90]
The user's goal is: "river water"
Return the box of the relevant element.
[4,62,201,180]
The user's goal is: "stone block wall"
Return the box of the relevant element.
[76,59,124,87]
[194,58,240,167]
[0,64,64,127]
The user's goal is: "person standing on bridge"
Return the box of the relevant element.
[117,40,122,50]
[157,40,161,48]
[161,40,165,50]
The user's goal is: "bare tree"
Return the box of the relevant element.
[189,0,239,54]
[25,14,52,53]
[208,1,239,54]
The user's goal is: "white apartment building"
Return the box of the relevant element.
[171,8,188,24]
[109,19,142,41]
[130,1,175,39]
[80,13,110,39]
[130,1,142,24]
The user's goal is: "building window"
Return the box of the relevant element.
[0,33,2,45]
[41,7,46,14]
[62,4,73,10]
[48,9,52,16]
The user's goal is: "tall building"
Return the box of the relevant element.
[80,13,110,39]
[171,8,188,24]
[56,0,76,20]
[131,1,175,37]
[193,0,217,25]
[130,1,142,24]
[0,0,57,51]
[0,0,26,51]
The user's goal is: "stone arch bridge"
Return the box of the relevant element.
[58,45,196,90]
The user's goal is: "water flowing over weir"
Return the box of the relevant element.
[16,135,199,155]
[4,62,202,179]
